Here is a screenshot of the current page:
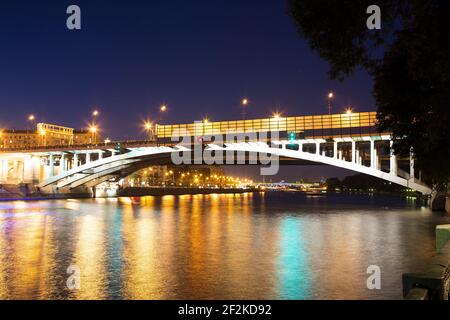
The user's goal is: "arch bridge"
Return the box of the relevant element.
[0,111,432,195]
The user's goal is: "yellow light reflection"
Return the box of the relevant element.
[72,214,107,299]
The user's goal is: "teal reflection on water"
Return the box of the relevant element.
[105,206,124,299]
[276,217,311,299]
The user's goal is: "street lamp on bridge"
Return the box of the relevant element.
[28,114,36,131]
[327,92,334,115]
[89,125,98,144]
[272,112,282,119]
[91,109,100,126]
[143,120,155,141]
[241,98,249,120]
[39,129,46,146]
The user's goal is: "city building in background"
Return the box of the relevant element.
[74,129,97,145]
[124,165,253,188]
[36,123,74,146]
[0,130,36,149]
[0,123,98,149]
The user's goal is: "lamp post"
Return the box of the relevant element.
[272,112,281,119]
[39,129,46,146]
[89,109,100,144]
[241,98,249,120]
[156,104,168,139]
[89,125,98,144]
[158,104,168,126]
[327,92,334,115]
[28,114,36,131]
[144,121,155,141]
[160,104,167,122]
[92,109,99,120]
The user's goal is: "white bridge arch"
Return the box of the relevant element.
[36,135,432,195]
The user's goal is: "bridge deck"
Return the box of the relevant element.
[0,132,390,154]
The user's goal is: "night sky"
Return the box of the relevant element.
[0,0,375,180]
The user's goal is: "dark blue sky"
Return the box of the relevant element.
[0,0,374,179]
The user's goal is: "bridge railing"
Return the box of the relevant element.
[0,130,394,154]
[0,140,158,153]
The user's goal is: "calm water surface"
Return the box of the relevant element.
[0,192,449,300]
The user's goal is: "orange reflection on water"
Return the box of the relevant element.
[71,213,107,299]
[0,206,58,299]
[121,196,175,299]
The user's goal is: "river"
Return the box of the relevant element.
[0,192,448,300]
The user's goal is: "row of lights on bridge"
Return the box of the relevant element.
[19,93,353,138]
[203,94,353,124]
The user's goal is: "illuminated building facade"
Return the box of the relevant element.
[0,123,95,149]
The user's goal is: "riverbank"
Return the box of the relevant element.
[0,185,256,201]
[117,187,256,197]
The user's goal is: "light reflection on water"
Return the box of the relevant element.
[0,192,449,300]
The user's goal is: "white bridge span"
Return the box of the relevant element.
[23,135,431,195]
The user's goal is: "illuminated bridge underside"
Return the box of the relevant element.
[37,137,432,195]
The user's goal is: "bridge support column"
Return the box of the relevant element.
[374,149,379,170]
[315,141,320,155]
[23,157,33,183]
[333,141,338,159]
[60,154,66,172]
[410,152,415,180]
[49,155,54,177]
[13,161,21,183]
[0,160,3,182]
[370,140,375,169]
[1,160,7,183]
[389,141,397,176]
[3,160,9,182]
[73,154,79,168]
[351,141,356,163]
